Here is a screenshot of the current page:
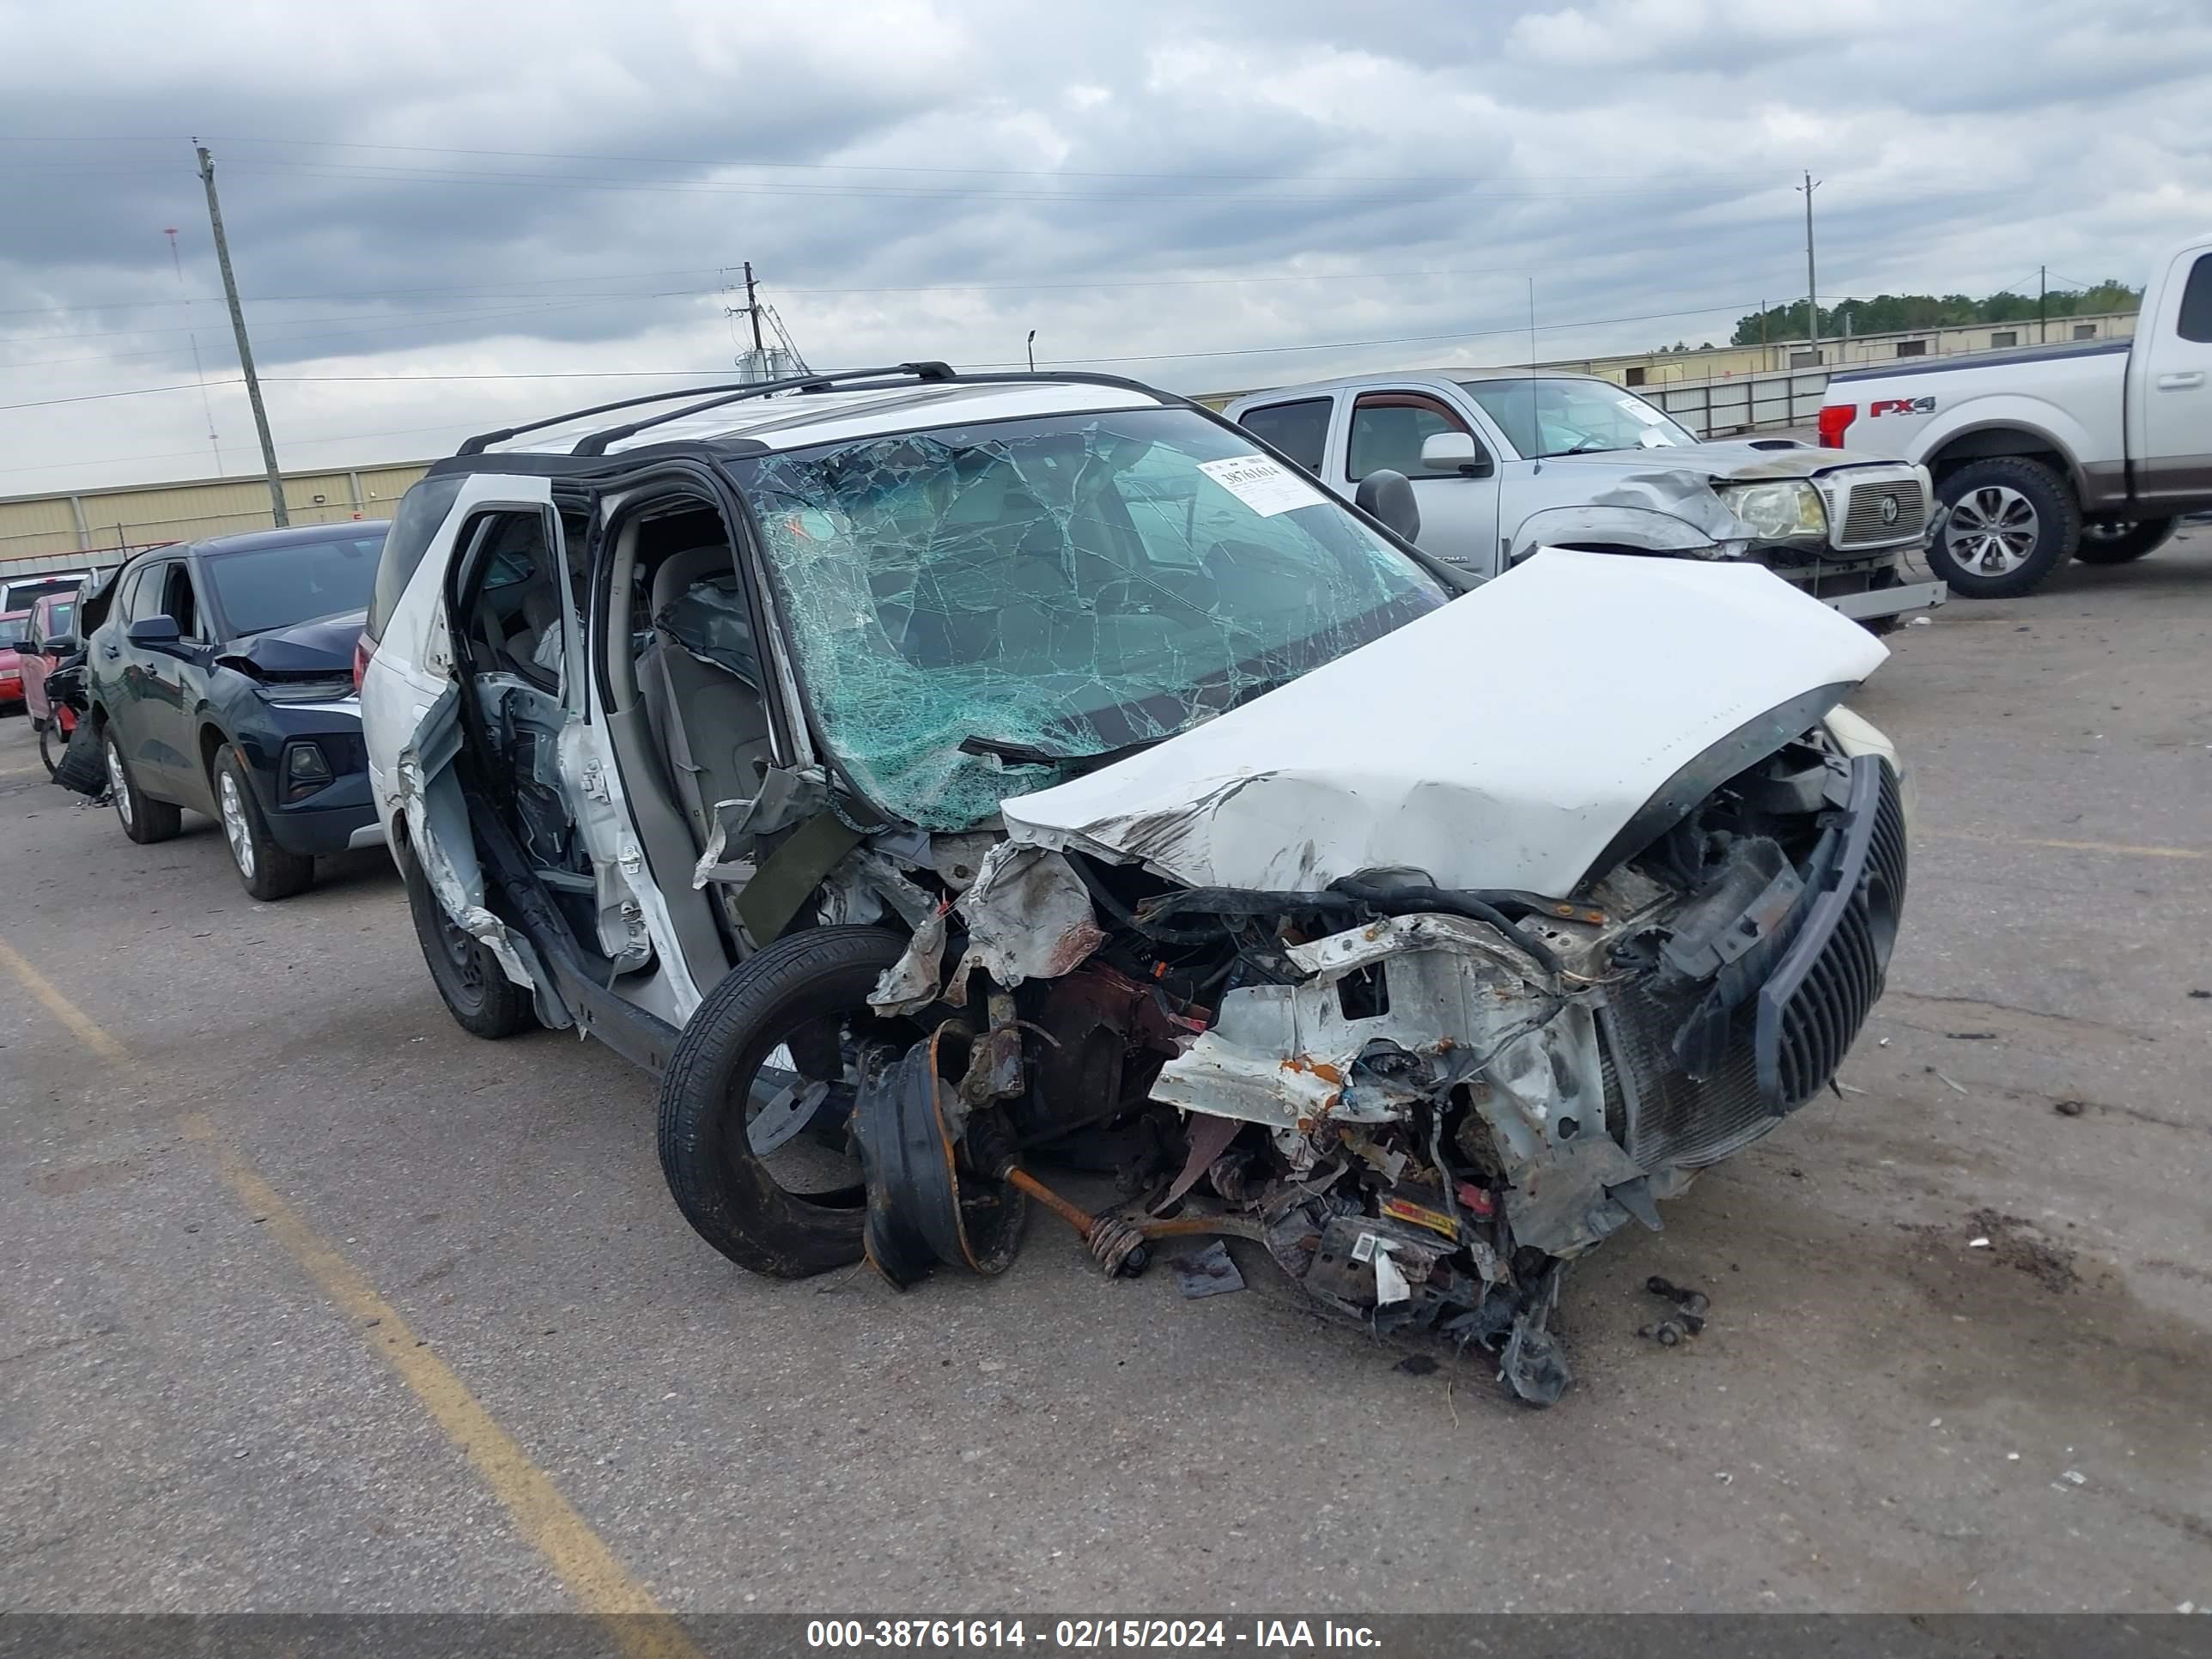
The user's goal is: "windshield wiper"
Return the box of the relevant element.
[958,733,1164,773]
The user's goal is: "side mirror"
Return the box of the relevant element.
[127,615,182,647]
[1354,470,1422,544]
[40,634,79,656]
[1420,431,1492,477]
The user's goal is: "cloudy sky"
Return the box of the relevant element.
[3,0,2209,500]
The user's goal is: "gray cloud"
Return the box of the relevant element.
[2,0,2206,494]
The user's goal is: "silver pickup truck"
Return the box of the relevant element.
[1224,369,1946,626]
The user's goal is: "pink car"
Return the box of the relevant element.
[18,589,79,725]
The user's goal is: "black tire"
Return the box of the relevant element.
[401,839,534,1040]
[1929,457,2080,599]
[2073,516,2176,565]
[213,747,315,901]
[38,719,64,779]
[659,926,921,1279]
[102,729,181,843]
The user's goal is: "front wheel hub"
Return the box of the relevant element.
[851,1023,1026,1289]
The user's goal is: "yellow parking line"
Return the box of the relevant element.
[1924,829,2206,861]
[3,945,702,1659]
[0,939,131,1064]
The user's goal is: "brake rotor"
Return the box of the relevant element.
[852,1023,1027,1290]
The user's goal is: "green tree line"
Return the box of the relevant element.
[1731,281,2141,346]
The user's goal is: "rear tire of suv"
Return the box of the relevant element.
[1929,457,2080,599]
[215,749,315,901]
[659,926,922,1279]
[402,840,535,1039]
[103,729,181,844]
[2072,516,2176,565]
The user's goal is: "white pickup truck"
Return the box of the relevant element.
[1818,228,2212,598]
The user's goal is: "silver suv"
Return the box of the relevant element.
[1225,369,1946,627]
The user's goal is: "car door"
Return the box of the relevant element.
[137,559,216,805]
[1340,390,1504,574]
[2130,246,2212,512]
[96,562,166,787]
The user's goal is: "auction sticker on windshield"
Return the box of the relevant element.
[1196,453,1326,517]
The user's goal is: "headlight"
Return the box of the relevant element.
[1717,479,1828,543]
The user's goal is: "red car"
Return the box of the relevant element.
[0,610,28,714]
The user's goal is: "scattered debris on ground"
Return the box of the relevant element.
[1945,1030,1997,1040]
[2052,1098,2087,1117]
[1394,1354,1440,1376]
[1966,1208,2081,1293]
[1170,1239,1244,1299]
[1638,1274,1711,1346]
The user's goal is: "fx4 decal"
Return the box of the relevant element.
[1870,396,1936,417]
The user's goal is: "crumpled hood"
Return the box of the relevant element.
[1543,439,1902,484]
[223,609,366,675]
[1000,550,1888,899]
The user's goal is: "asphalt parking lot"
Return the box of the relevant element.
[3,534,2209,1623]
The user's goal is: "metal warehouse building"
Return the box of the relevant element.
[0,462,430,577]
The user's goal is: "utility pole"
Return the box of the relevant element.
[1026,329,1036,372]
[742,260,765,354]
[1797,172,1821,364]
[2039,265,2048,344]
[194,142,287,526]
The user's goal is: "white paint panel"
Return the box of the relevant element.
[1000,549,1888,899]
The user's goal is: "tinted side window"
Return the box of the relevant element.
[368,474,465,641]
[161,562,204,639]
[1346,395,1471,481]
[1237,398,1333,475]
[116,564,159,625]
[2176,253,2212,344]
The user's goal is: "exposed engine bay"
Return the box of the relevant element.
[782,716,1908,1407]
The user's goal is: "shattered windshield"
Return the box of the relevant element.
[732,406,1449,830]
[1461,377,1696,459]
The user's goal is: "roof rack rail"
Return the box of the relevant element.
[456,381,761,457]
[452,362,1189,464]
[568,361,956,457]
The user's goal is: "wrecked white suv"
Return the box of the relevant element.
[359,363,1908,1403]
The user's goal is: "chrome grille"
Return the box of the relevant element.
[1834,477,1926,548]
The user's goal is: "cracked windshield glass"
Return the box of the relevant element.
[737,406,1448,830]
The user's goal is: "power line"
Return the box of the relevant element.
[1,265,1552,349]
[209,155,1771,205]
[177,137,1796,190]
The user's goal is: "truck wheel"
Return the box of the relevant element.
[1930,457,2080,599]
[659,926,927,1279]
[2073,516,2176,565]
